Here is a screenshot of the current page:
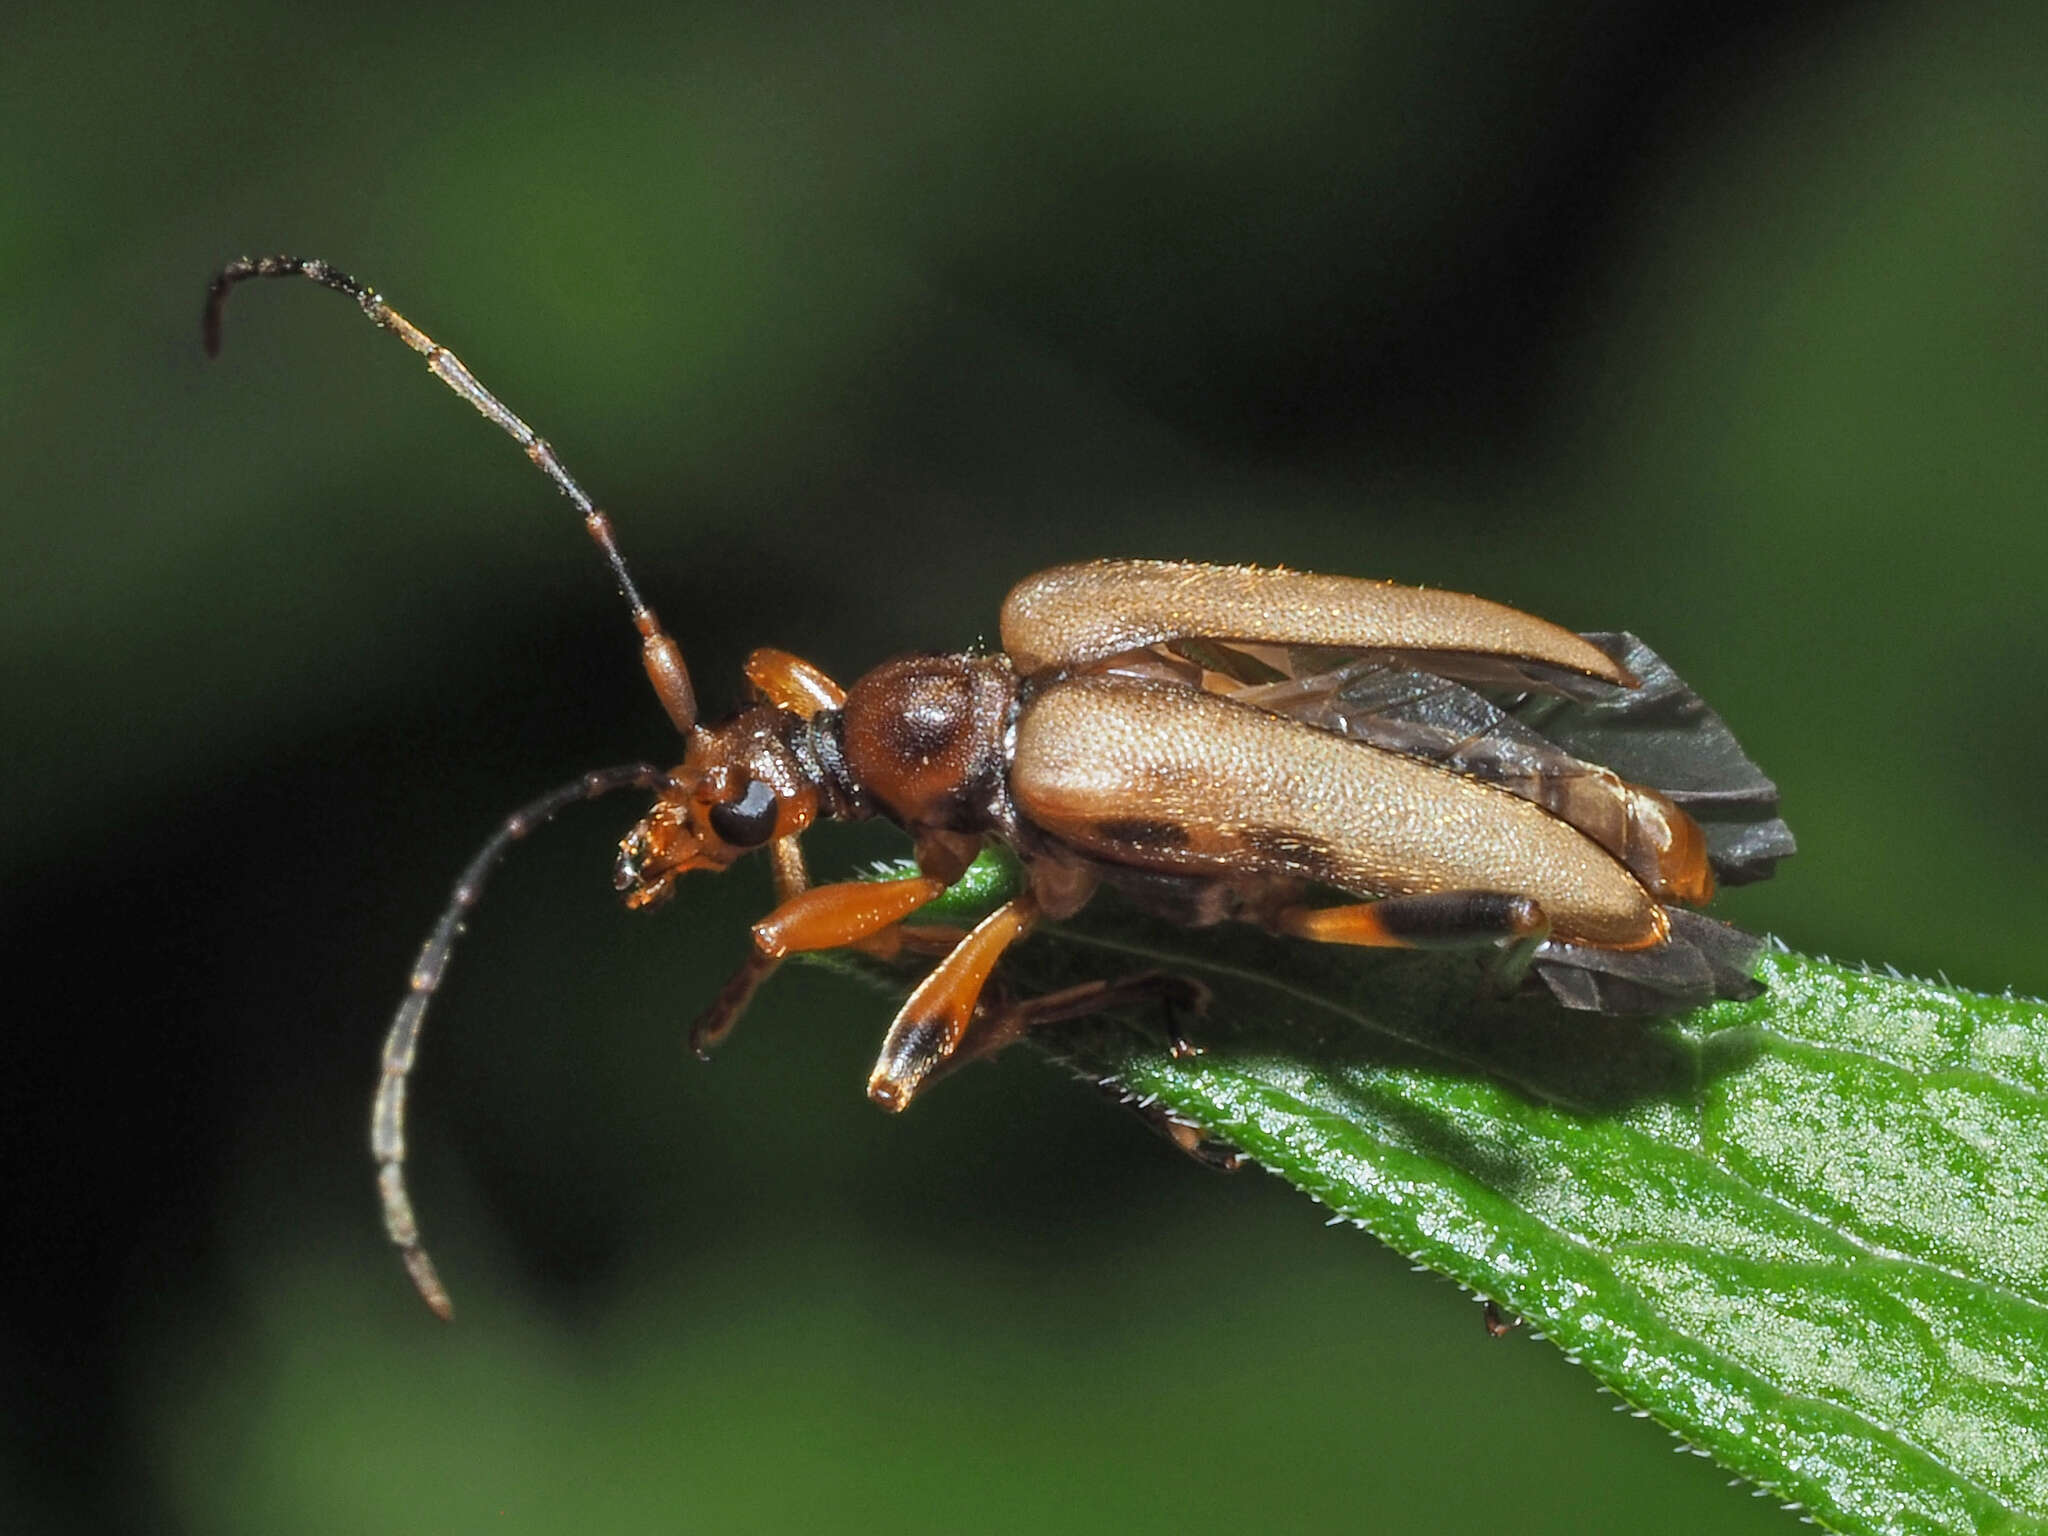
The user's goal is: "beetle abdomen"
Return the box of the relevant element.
[1010,676,1666,950]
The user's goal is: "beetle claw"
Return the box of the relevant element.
[1160,978,1211,1059]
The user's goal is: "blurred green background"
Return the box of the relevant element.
[5,2,2044,1531]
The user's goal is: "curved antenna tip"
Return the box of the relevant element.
[369,762,668,1322]
[403,1248,456,1322]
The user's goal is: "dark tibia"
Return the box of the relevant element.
[1274,890,1548,950]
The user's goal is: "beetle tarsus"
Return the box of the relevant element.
[1160,1116,1247,1172]
[692,948,780,1058]
[1487,930,1548,997]
[1090,1074,1246,1173]
[1158,975,1209,1059]
[1001,971,1215,1073]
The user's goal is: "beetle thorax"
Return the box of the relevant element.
[834,653,1017,836]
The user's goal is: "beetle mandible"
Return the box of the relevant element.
[205,256,1794,1319]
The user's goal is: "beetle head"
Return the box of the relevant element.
[615,705,820,907]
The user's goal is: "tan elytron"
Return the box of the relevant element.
[1001,558,1636,684]
[1011,675,1666,950]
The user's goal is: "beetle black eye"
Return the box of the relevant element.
[707,778,779,847]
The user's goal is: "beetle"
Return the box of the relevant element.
[205,255,1794,1319]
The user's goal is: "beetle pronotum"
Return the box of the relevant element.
[206,255,1793,1319]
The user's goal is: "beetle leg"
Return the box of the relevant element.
[933,969,1242,1167]
[854,922,970,960]
[760,838,965,952]
[744,647,846,718]
[760,853,966,958]
[872,945,1220,1118]
[867,894,1041,1110]
[691,949,779,1057]
[768,835,809,902]
[1139,1109,1247,1171]
[1271,891,1550,950]
[691,876,949,1057]
[1487,929,1548,996]
[690,916,968,1059]
[981,970,1213,1065]
[1113,1086,1247,1172]
[752,876,951,957]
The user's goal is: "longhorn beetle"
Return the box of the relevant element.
[205,255,1793,1319]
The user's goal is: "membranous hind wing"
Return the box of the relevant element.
[1514,633,1795,888]
[1222,638,1794,888]
[1217,642,1788,1012]
[1215,638,1794,892]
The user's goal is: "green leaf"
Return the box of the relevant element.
[821,854,2048,1536]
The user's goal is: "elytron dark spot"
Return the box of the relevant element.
[1239,824,1340,880]
[1093,817,1190,848]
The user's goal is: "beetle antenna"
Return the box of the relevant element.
[372,763,674,1320]
[203,255,699,734]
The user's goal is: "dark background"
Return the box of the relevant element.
[6,2,2045,1531]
